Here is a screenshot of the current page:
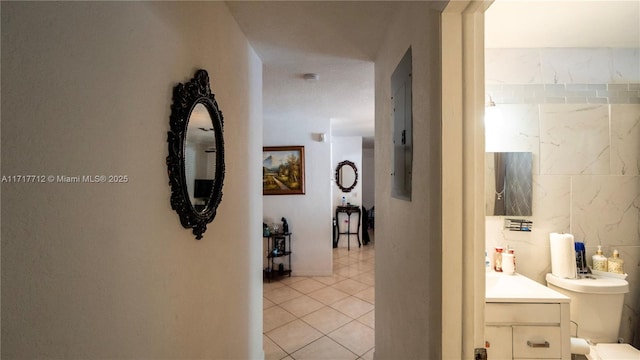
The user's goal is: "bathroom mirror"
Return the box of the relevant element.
[167,69,225,239]
[335,160,358,193]
[485,152,532,216]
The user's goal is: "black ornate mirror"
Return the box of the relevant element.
[335,160,358,193]
[167,69,225,239]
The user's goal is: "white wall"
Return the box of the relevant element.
[331,136,363,243]
[485,47,640,347]
[374,3,443,359]
[1,2,263,358]
[263,118,332,276]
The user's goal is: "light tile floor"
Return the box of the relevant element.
[264,241,375,360]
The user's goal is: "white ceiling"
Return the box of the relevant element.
[227,1,640,147]
[226,1,400,146]
[486,1,640,48]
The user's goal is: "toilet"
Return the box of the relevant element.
[546,273,640,359]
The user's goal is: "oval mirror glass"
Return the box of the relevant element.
[340,165,356,189]
[185,103,217,213]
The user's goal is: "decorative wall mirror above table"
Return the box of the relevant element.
[335,160,358,193]
[167,69,225,239]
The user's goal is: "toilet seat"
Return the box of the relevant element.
[585,343,640,360]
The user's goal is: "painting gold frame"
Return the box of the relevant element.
[262,146,305,195]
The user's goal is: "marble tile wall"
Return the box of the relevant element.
[487,83,640,105]
[486,48,640,86]
[485,48,640,347]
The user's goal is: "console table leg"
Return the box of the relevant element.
[346,214,350,251]
[355,212,361,248]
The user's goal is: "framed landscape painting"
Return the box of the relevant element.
[263,146,305,195]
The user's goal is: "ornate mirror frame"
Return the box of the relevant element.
[167,69,225,239]
[335,160,358,193]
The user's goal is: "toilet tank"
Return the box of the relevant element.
[546,273,629,344]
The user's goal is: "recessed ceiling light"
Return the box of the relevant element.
[303,73,319,82]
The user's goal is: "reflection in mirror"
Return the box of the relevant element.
[485,152,532,216]
[185,103,216,213]
[335,160,358,193]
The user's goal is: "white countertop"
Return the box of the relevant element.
[486,271,570,303]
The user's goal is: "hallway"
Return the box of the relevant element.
[263,242,375,360]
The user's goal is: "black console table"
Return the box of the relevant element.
[335,205,361,250]
[264,232,292,282]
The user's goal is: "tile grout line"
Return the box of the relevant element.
[264,243,376,360]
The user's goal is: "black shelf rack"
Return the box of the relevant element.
[264,232,292,282]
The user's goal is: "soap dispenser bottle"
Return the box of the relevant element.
[485,250,492,272]
[592,245,607,271]
[494,247,503,272]
[607,249,624,274]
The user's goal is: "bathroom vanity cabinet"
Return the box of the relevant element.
[485,272,571,360]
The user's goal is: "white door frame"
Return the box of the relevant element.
[442,1,492,358]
